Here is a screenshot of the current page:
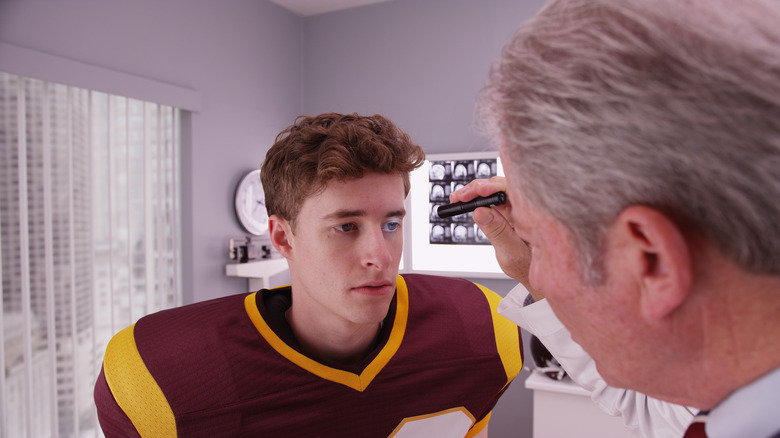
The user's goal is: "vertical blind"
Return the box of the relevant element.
[0,72,182,438]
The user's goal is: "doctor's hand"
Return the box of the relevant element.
[450,177,543,300]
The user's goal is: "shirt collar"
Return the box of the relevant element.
[707,365,780,438]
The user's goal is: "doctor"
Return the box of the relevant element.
[453,0,780,437]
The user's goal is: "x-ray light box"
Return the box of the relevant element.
[406,152,508,278]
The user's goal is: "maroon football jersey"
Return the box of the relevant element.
[95,274,523,437]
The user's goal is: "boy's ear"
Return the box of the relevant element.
[268,215,294,259]
[609,205,693,320]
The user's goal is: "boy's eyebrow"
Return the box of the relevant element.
[322,209,366,220]
[321,208,406,221]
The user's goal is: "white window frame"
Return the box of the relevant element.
[0,44,201,438]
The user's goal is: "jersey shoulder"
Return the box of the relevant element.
[101,293,253,436]
[399,273,523,381]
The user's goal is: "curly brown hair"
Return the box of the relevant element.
[261,113,426,230]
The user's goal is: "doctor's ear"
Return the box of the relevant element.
[610,206,693,320]
[269,215,294,259]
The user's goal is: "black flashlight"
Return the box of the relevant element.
[436,192,507,219]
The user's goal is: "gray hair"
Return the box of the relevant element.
[478,0,780,284]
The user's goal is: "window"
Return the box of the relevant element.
[0,72,182,438]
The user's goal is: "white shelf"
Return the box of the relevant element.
[225,258,289,290]
[524,371,590,396]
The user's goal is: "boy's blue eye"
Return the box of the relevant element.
[383,221,401,232]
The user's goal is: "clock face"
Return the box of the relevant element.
[234,169,269,236]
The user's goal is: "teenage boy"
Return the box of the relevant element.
[94,112,523,438]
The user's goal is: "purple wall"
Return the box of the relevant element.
[303,0,546,154]
[0,0,304,304]
[1,1,548,435]
[302,2,546,435]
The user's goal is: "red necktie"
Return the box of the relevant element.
[683,412,708,438]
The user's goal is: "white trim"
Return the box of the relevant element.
[156,109,166,310]
[88,88,100,432]
[17,77,34,438]
[126,98,134,323]
[107,96,116,334]
[0,88,7,438]
[0,42,202,112]
[66,86,81,438]
[172,109,182,308]
[144,103,155,315]
[42,80,61,438]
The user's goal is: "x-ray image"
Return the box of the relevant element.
[428,158,499,245]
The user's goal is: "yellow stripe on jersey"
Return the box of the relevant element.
[388,406,477,437]
[364,274,409,382]
[466,411,492,438]
[103,324,177,437]
[476,284,523,384]
[244,276,409,392]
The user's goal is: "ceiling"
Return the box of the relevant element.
[268,0,394,17]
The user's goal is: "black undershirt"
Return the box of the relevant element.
[255,287,396,374]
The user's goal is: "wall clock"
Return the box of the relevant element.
[234,169,269,236]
